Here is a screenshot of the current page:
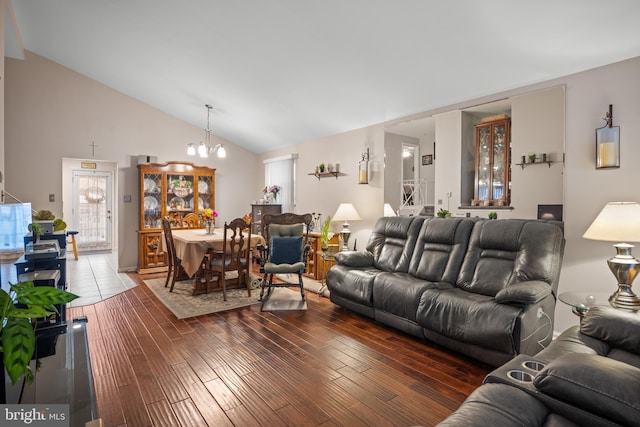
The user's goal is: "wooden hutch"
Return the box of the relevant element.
[137,161,215,273]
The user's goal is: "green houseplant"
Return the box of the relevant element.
[488,211,498,220]
[0,281,78,385]
[320,215,332,250]
[436,208,452,218]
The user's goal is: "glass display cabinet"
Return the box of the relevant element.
[474,117,511,206]
[137,161,215,273]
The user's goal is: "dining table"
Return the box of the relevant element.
[169,228,265,294]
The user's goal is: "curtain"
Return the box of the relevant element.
[264,154,297,213]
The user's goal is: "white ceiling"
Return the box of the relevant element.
[8,1,640,153]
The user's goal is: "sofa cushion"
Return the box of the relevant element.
[366,216,425,273]
[416,287,521,354]
[457,220,564,297]
[372,272,450,321]
[408,217,475,284]
[325,264,379,307]
[534,353,640,426]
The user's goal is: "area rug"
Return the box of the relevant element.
[261,287,307,311]
[143,274,261,319]
[275,273,329,298]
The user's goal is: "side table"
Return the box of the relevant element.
[318,251,336,295]
[558,292,614,317]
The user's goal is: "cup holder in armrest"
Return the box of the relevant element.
[522,360,545,372]
[507,370,534,383]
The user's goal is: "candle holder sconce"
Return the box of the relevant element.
[595,104,620,169]
[359,148,370,184]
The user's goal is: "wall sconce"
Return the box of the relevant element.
[359,148,370,184]
[595,104,619,169]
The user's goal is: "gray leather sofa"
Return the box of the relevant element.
[439,306,640,426]
[326,216,565,366]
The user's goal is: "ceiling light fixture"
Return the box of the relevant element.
[187,104,226,159]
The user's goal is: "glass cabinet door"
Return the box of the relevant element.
[477,127,491,201]
[492,123,506,201]
[142,173,162,229]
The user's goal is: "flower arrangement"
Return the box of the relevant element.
[262,185,281,203]
[202,208,218,222]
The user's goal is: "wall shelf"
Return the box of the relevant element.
[308,171,345,180]
[515,161,558,170]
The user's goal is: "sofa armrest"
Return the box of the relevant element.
[494,281,551,305]
[334,250,374,267]
[580,306,640,355]
[534,353,640,426]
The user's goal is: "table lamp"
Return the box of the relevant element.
[583,202,640,311]
[383,203,397,217]
[332,203,361,251]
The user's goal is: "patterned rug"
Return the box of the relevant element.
[144,272,328,319]
[143,274,261,319]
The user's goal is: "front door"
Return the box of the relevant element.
[71,170,114,252]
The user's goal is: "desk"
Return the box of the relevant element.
[171,229,264,277]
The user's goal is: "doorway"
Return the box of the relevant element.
[63,159,118,254]
[72,170,113,251]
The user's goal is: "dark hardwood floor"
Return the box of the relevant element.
[68,271,490,426]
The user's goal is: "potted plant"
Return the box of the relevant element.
[0,280,78,397]
[436,208,452,218]
[528,153,537,163]
[320,215,332,250]
[28,222,43,243]
[319,163,326,173]
[488,211,498,220]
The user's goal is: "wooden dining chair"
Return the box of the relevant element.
[161,217,182,292]
[208,217,252,301]
[182,212,203,229]
[257,213,312,303]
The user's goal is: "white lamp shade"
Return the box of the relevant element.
[583,202,640,242]
[383,203,397,217]
[187,144,196,156]
[217,145,226,158]
[332,203,361,222]
[198,142,208,157]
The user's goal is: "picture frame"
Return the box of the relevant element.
[422,154,433,165]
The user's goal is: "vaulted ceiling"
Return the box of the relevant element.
[8,1,640,153]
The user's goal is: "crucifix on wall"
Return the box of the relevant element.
[89,141,98,157]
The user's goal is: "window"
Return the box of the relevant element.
[264,154,298,212]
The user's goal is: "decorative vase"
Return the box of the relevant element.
[205,221,215,234]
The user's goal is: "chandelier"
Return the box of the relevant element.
[187,104,226,158]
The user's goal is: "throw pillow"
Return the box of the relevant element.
[270,236,302,264]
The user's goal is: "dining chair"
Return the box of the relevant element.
[258,213,312,303]
[208,217,252,301]
[182,212,203,229]
[162,217,210,293]
[161,217,182,291]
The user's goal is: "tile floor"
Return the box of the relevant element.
[1,251,137,307]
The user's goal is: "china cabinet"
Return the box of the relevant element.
[137,161,215,273]
[474,117,511,206]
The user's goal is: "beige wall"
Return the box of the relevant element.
[5,51,260,271]
[259,125,385,250]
